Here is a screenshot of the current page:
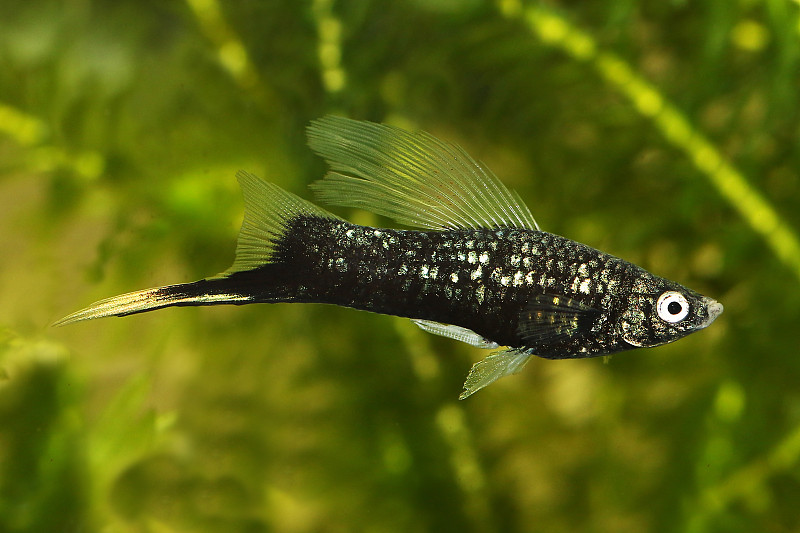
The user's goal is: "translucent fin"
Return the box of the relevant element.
[517,294,600,346]
[52,284,252,326]
[307,116,539,231]
[459,349,533,400]
[55,172,341,326]
[217,171,342,277]
[412,319,499,349]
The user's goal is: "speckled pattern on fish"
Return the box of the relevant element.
[266,217,632,357]
[55,116,723,399]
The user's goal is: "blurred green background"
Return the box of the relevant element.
[1,0,799,531]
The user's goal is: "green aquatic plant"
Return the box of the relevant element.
[1,1,799,531]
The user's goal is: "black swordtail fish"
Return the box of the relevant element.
[55,116,723,399]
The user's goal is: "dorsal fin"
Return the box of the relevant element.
[307,116,539,231]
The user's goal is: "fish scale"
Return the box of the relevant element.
[54,116,723,399]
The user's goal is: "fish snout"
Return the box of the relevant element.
[701,297,723,328]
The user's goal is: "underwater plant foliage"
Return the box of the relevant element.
[1,1,799,532]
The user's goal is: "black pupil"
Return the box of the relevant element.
[667,301,683,315]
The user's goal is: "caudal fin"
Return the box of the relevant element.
[213,170,341,277]
[52,280,253,326]
[55,171,341,326]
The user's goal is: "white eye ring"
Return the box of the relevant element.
[657,291,689,323]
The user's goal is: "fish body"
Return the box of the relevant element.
[55,116,723,398]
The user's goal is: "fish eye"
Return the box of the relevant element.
[656,291,689,323]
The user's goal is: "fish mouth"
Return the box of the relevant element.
[700,297,724,328]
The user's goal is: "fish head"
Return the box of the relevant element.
[617,274,723,348]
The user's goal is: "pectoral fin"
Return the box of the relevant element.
[517,294,600,347]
